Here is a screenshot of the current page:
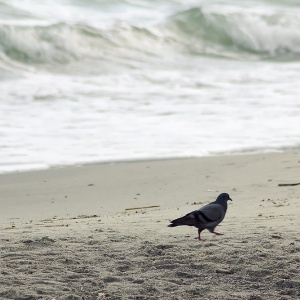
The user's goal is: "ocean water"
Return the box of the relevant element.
[1,0,300,173]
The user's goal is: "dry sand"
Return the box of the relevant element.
[0,151,300,300]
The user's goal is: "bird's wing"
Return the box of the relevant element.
[168,203,225,228]
[195,203,224,224]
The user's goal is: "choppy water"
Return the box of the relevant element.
[1,0,300,173]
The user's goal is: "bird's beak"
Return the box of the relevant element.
[229,197,232,201]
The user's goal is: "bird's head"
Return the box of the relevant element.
[216,193,232,203]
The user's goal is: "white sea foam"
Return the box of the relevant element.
[0,0,300,173]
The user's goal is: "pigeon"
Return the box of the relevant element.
[168,193,232,240]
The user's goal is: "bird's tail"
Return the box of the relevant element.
[168,214,196,227]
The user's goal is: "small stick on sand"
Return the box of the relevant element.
[278,183,300,186]
[125,205,160,211]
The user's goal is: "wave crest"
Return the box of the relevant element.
[167,7,300,60]
[1,6,300,74]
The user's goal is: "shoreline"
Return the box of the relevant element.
[0,150,299,299]
[0,145,295,176]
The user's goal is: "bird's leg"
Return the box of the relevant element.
[198,228,203,241]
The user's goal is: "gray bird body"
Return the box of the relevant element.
[168,193,232,240]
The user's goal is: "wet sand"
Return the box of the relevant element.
[0,151,300,299]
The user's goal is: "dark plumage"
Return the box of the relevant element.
[168,193,232,240]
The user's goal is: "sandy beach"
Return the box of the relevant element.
[0,151,300,300]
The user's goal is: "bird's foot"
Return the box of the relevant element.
[198,229,203,241]
[213,232,223,236]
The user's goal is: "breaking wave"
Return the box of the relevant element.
[1,5,300,74]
